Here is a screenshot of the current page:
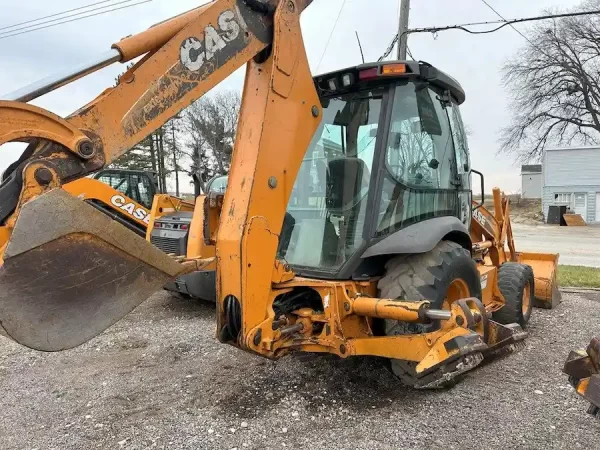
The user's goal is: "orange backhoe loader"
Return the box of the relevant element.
[1,167,192,242]
[64,169,161,236]
[0,0,560,388]
[148,174,226,300]
[0,168,160,251]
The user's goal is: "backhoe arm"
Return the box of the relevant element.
[0,0,274,226]
[0,0,319,351]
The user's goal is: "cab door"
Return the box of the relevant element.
[448,102,472,228]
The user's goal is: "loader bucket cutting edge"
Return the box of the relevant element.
[517,251,561,309]
[0,188,188,351]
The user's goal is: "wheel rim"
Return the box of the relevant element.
[522,282,532,316]
[444,278,470,309]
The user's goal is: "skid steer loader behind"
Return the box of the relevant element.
[0,0,560,388]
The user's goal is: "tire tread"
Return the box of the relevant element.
[492,262,534,327]
[377,241,482,385]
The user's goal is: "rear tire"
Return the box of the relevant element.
[492,263,534,328]
[377,240,482,386]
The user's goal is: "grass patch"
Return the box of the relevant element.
[558,265,600,288]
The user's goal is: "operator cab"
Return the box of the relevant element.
[206,174,228,194]
[93,169,159,210]
[278,61,472,278]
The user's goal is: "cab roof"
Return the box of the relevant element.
[314,60,466,105]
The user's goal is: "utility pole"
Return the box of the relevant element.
[171,119,180,197]
[397,0,410,59]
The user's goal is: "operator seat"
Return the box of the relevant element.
[325,157,370,262]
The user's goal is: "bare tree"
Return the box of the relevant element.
[387,121,437,186]
[501,0,600,161]
[183,90,241,191]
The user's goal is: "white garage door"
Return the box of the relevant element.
[596,193,600,222]
[574,193,587,221]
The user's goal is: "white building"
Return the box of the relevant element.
[521,164,542,199]
[542,146,600,223]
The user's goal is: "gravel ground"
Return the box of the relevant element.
[1,291,600,450]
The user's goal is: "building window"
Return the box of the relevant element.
[554,193,572,205]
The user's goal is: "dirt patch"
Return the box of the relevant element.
[485,197,544,225]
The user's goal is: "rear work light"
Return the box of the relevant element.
[382,63,407,75]
[341,73,355,87]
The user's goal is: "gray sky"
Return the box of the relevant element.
[0,0,582,193]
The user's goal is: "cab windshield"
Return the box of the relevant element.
[277,88,383,270]
[208,175,228,194]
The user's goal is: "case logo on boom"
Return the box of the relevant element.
[180,10,242,72]
[110,195,151,224]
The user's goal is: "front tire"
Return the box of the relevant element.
[492,263,534,328]
[377,240,482,386]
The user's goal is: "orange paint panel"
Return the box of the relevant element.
[186,194,215,259]
[216,4,321,345]
[0,101,87,152]
[0,226,9,251]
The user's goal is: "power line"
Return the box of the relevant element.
[478,0,569,77]
[404,9,600,37]
[379,6,600,62]
[378,34,398,61]
[0,0,143,38]
[479,0,538,48]
[0,0,117,32]
[379,18,514,60]
[0,1,152,40]
[316,0,347,71]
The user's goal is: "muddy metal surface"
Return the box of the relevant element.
[512,223,600,268]
[1,291,600,450]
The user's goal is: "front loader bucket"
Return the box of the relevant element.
[0,189,188,351]
[517,252,561,309]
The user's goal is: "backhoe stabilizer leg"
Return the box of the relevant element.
[413,332,487,389]
[412,321,527,389]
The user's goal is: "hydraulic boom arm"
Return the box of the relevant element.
[0,0,319,351]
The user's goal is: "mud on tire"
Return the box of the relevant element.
[377,240,482,386]
[492,262,534,328]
